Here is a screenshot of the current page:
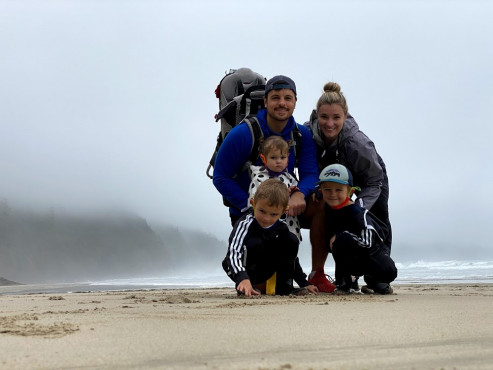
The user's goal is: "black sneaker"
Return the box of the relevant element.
[334,276,351,294]
[361,283,393,295]
[276,280,296,296]
[334,286,350,295]
[350,276,361,293]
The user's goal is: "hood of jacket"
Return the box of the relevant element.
[257,109,297,140]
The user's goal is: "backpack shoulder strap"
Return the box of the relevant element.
[289,123,303,167]
[237,116,263,176]
[246,117,264,163]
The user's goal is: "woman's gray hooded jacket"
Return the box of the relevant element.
[304,110,389,210]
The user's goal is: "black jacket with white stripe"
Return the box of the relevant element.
[222,213,308,287]
[325,203,389,255]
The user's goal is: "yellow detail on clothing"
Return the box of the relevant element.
[266,273,276,295]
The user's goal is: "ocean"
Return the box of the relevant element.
[88,259,493,287]
[1,260,492,295]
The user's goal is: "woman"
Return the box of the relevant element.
[305,82,393,294]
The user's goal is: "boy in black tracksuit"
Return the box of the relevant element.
[222,178,318,297]
[318,164,397,293]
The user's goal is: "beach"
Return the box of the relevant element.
[1,284,492,369]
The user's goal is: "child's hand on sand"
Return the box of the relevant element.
[306,284,319,294]
[237,279,261,297]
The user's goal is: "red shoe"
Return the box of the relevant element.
[308,268,336,293]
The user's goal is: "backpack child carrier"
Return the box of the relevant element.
[206,68,267,179]
[206,68,304,191]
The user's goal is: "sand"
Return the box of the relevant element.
[0,284,492,370]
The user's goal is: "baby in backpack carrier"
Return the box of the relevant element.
[247,135,302,241]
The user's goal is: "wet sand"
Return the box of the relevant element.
[1,284,492,369]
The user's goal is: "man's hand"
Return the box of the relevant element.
[237,279,261,297]
[288,191,306,217]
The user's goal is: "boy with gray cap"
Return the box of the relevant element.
[317,163,397,293]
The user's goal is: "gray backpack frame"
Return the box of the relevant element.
[206,68,267,179]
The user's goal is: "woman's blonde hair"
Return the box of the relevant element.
[316,82,348,114]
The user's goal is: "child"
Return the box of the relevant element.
[247,135,301,241]
[247,136,316,293]
[222,178,317,297]
[318,163,397,294]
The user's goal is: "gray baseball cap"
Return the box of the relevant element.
[318,164,354,186]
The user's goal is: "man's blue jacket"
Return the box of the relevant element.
[213,109,319,216]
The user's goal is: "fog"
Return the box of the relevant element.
[0,204,227,283]
[1,0,493,277]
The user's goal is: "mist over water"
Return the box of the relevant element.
[1,202,493,288]
[0,203,226,284]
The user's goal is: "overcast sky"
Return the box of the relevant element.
[1,0,492,260]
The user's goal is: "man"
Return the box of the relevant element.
[213,75,319,226]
